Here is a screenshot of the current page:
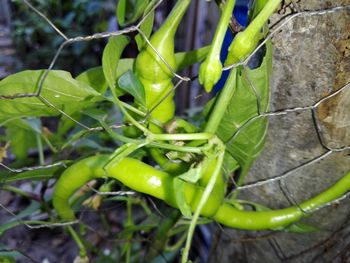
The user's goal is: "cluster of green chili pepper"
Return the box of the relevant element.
[51,0,350,261]
[53,155,350,230]
[132,0,208,175]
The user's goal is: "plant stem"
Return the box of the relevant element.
[149,132,213,141]
[67,226,87,257]
[99,120,141,144]
[205,68,237,134]
[245,0,281,37]
[199,0,236,91]
[181,151,225,263]
[207,0,236,62]
[121,101,146,116]
[36,133,44,165]
[149,142,204,154]
[114,97,148,133]
[165,231,187,252]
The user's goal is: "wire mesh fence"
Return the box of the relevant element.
[0,0,349,262]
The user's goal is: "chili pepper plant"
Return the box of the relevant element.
[0,0,349,262]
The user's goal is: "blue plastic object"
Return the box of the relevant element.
[213,0,252,94]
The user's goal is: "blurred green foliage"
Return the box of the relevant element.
[11,0,116,76]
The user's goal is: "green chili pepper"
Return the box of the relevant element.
[199,0,236,92]
[53,155,224,220]
[53,155,350,230]
[225,0,281,65]
[134,0,191,128]
[134,0,198,173]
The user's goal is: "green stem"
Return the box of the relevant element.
[67,226,87,257]
[205,68,237,134]
[36,133,44,165]
[167,118,197,133]
[121,101,147,117]
[207,0,236,62]
[99,120,142,144]
[41,135,57,153]
[251,0,269,19]
[245,0,281,37]
[225,0,279,65]
[149,142,205,154]
[199,0,236,91]
[121,101,163,129]
[138,197,152,215]
[149,132,213,141]
[114,97,148,133]
[165,231,187,252]
[181,151,225,263]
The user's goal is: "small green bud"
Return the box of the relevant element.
[199,58,223,93]
[225,32,259,65]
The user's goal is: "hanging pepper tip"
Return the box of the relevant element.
[199,59,223,93]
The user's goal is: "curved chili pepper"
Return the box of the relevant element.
[53,155,350,230]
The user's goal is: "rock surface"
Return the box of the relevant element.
[209,1,350,262]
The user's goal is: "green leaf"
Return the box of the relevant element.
[4,119,38,160]
[178,158,212,183]
[214,40,272,184]
[76,66,108,93]
[0,70,101,118]
[222,153,240,178]
[77,58,135,96]
[251,0,270,20]
[178,166,203,183]
[117,70,146,107]
[5,128,33,160]
[116,0,149,26]
[74,138,112,152]
[135,0,157,50]
[2,118,58,160]
[0,163,66,183]
[102,35,130,98]
[173,178,192,218]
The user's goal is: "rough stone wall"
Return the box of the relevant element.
[209,1,350,262]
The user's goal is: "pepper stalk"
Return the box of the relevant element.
[225,0,281,65]
[199,0,236,92]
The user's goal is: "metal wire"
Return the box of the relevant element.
[0,0,349,235]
